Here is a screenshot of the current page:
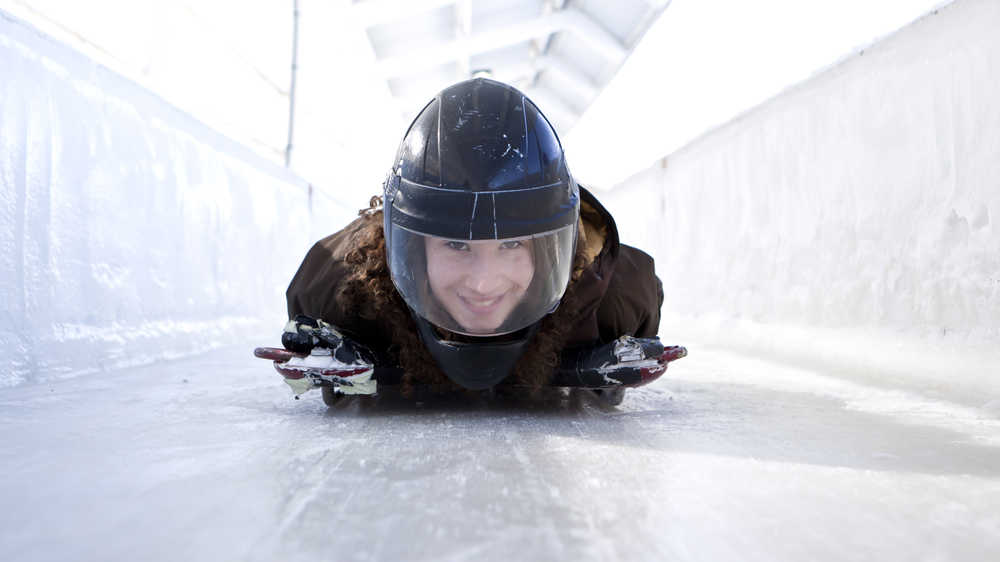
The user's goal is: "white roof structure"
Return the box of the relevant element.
[353,0,671,134]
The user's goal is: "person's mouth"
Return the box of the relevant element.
[459,293,505,313]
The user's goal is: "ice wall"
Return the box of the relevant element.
[599,0,1000,404]
[0,0,402,197]
[0,11,354,387]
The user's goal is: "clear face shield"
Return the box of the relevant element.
[388,224,576,337]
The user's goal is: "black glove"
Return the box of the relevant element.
[253,315,377,397]
[553,335,687,388]
[281,314,375,366]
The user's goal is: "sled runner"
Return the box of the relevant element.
[254,337,686,406]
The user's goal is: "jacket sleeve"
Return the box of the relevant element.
[595,244,663,341]
[285,219,365,330]
[284,218,401,366]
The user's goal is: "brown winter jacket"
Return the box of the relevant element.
[286,187,663,391]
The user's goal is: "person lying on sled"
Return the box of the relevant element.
[268,78,683,406]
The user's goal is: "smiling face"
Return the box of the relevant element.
[424,236,535,335]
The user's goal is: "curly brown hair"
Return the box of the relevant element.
[335,198,589,396]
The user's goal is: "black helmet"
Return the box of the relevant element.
[383,78,579,390]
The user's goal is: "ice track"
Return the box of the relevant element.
[2,343,998,562]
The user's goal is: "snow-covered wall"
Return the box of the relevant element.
[0,0,402,197]
[0,11,354,387]
[599,0,1000,404]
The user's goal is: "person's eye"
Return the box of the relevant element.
[499,240,523,250]
[445,241,470,251]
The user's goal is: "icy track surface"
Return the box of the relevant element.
[2,344,999,562]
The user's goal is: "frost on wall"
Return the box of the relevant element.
[599,0,1000,396]
[0,12,347,387]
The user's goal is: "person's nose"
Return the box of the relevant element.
[463,254,506,295]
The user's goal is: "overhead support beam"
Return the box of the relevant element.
[536,60,600,109]
[454,0,473,79]
[557,9,629,65]
[376,16,559,79]
[625,0,673,46]
[530,0,566,86]
[351,0,458,28]
[374,8,627,80]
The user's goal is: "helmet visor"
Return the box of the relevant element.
[388,223,576,337]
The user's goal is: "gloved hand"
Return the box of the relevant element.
[281,314,375,365]
[253,315,377,396]
[553,335,687,389]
